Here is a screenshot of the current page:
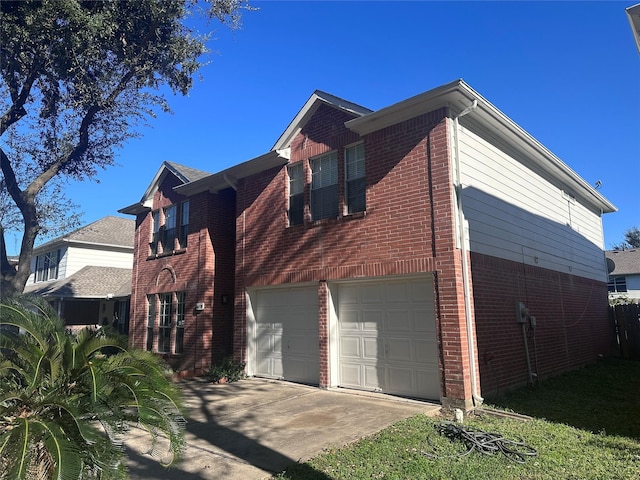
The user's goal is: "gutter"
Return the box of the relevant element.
[452,99,484,408]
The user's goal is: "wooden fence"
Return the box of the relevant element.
[610,304,640,360]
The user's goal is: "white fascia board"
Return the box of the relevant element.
[346,79,616,214]
[271,90,372,151]
[174,150,288,196]
[627,3,640,55]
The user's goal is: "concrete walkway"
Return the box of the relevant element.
[125,377,440,479]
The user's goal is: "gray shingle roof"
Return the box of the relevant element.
[35,216,134,251]
[24,266,132,298]
[605,249,640,275]
[164,161,212,183]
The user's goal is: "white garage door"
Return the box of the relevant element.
[253,285,319,385]
[337,276,440,400]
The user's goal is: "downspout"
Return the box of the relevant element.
[452,99,484,408]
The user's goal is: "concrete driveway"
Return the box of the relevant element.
[125,377,440,480]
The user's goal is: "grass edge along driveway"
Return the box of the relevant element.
[274,358,640,480]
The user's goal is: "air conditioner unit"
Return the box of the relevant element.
[195,302,205,311]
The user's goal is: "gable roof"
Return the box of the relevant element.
[174,91,371,197]
[33,216,134,254]
[606,249,640,275]
[346,79,616,214]
[23,266,132,299]
[119,161,211,215]
[272,90,373,153]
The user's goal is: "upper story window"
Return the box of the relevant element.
[163,205,177,252]
[149,200,189,256]
[151,210,161,255]
[345,142,366,214]
[288,163,304,226]
[179,201,189,248]
[311,151,339,221]
[35,250,60,282]
[608,276,627,293]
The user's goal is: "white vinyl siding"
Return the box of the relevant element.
[456,124,607,281]
[64,246,133,277]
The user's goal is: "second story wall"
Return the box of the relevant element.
[457,123,607,282]
[237,104,450,287]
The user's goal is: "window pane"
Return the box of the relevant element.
[311,152,338,189]
[146,295,155,351]
[311,152,338,220]
[311,184,339,220]
[179,201,189,248]
[288,163,305,225]
[158,293,172,353]
[347,177,366,214]
[151,211,160,254]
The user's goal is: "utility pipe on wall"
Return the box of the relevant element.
[452,99,484,408]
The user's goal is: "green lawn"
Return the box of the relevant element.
[274,358,640,480]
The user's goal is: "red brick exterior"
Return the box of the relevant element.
[129,172,236,376]
[128,97,610,410]
[233,103,477,407]
[470,252,611,396]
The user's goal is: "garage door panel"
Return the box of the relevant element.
[362,309,383,330]
[340,363,362,387]
[364,365,381,390]
[385,310,412,331]
[387,337,413,362]
[337,277,439,400]
[340,336,361,357]
[363,337,381,359]
[253,286,319,384]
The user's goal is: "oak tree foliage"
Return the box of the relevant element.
[0,0,251,297]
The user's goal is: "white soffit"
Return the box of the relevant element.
[346,79,616,214]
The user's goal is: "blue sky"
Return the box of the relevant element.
[9,1,639,254]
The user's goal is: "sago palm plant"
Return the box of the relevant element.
[0,297,186,480]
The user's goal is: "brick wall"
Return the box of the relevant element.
[471,252,612,397]
[233,103,477,406]
[129,172,236,376]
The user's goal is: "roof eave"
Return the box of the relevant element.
[175,150,288,196]
[346,79,616,214]
[627,3,640,55]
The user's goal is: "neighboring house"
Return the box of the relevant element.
[23,216,134,333]
[123,80,616,410]
[606,249,640,302]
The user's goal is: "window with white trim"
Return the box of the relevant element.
[35,250,60,282]
[608,276,627,293]
[150,210,160,255]
[150,202,189,255]
[310,151,339,221]
[163,205,177,252]
[158,293,173,353]
[146,292,186,354]
[345,143,366,214]
[146,294,155,351]
[288,163,304,226]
